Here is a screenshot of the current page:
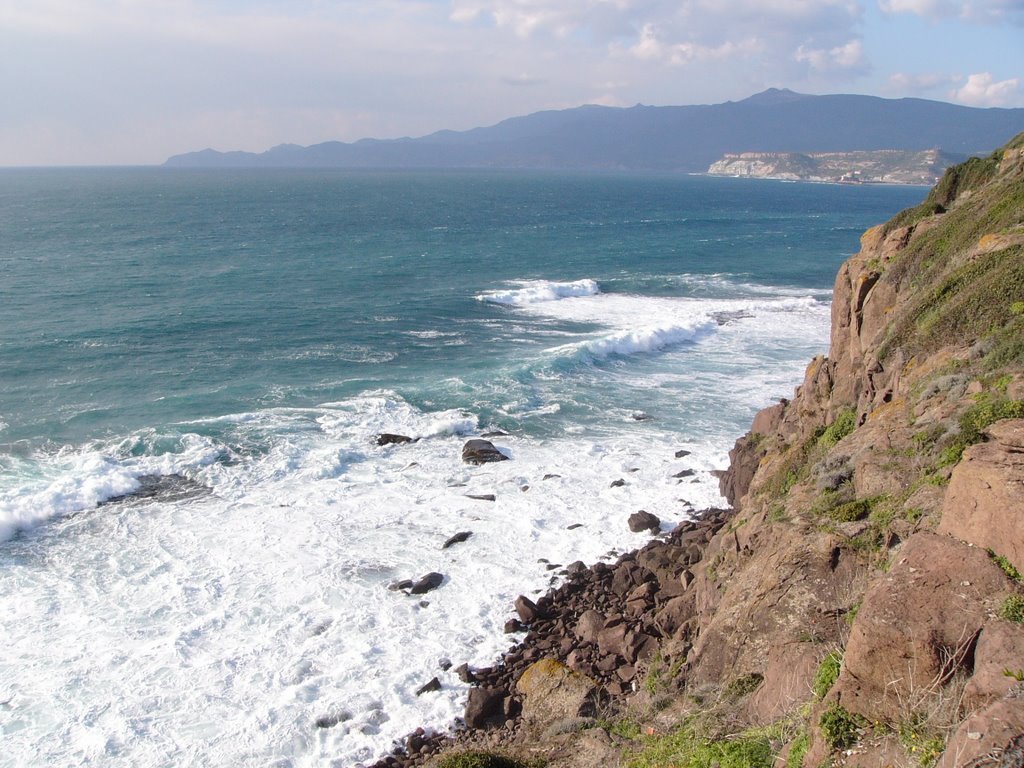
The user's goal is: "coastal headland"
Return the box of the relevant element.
[369,132,1024,767]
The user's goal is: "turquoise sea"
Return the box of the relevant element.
[0,169,924,766]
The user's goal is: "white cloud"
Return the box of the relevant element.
[794,38,867,73]
[951,72,1023,106]
[878,0,1024,23]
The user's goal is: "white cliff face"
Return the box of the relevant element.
[707,149,957,185]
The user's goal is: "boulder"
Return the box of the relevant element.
[937,701,1024,768]
[409,572,445,595]
[464,687,505,729]
[939,419,1024,575]
[574,610,606,645]
[442,531,473,549]
[515,658,604,728]
[628,510,660,533]
[462,439,509,464]
[415,677,441,696]
[376,433,414,446]
[515,595,544,624]
[835,532,1009,721]
[962,620,1024,710]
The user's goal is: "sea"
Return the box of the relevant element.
[0,168,925,767]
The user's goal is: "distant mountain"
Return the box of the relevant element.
[164,89,1024,172]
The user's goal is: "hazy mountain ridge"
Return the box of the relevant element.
[164,89,1024,171]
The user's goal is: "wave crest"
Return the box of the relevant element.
[477,279,599,306]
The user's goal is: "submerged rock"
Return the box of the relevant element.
[442,531,473,549]
[376,433,414,446]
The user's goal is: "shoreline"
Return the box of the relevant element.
[366,506,733,767]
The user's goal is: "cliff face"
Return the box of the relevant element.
[417,136,1024,768]
[707,133,1024,766]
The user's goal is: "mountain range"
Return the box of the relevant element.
[164,88,1024,172]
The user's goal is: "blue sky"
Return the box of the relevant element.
[0,0,1021,165]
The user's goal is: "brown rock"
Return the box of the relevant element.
[962,620,1024,710]
[937,701,1024,768]
[376,433,414,446]
[462,439,509,464]
[464,687,505,729]
[939,419,1024,574]
[515,595,544,624]
[836,532,1008,721]
[515,658,604,728]
[574,610,606,645]
[628,510,661,533]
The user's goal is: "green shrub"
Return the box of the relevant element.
[724,673,764,699]
[785,730,810,768]
[819,703,863,751]
[988,550,1023,581]
[818,410,857,449]
[436,752,537,768]
[812,651,843,699]
[825,499,873,523]
[999,594,1024,623]
[938,396,1024,467]
[625,720,775,768]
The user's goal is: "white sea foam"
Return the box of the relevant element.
[476,278,600,306]
[0,394,726,767]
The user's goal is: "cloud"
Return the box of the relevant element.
[877,0,1024,23]
[794,38,867,73]
[951,72,1023,106]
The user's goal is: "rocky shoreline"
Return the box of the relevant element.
[366,496,732,768]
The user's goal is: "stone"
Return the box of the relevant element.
[515,595,544,624]
[415,677,441,696]
[673,469,696,479]
[574,610,606,644]
[628,510,661,533]
[610,479,626,488]
[454,663,475,683]
[409,572,445,595]
[675,449,691,458]
[504,618,526,634]
[464,687,505,729]
[465,494,496,502]
[462,439,509,464]
[516,658,605,728]
[939,419,1024,575]
[442,531,473,549]
[376,433,414,446]
[388,579,413,592]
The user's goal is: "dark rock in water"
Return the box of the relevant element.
[673,468,696,478]
[542,473,561,480]
[410,572,445,595]
[376,433,414,446]
[101,473,210,506]
[610,479,626,488]
[464,687,505,729]
[388,579,414,592]
[628,510,661,533]
[462,439,509,464]
[438,658,452,671]
[466,494,496,502]
[415,677,442,696]
[504,618,526,633]
[566,560,587,575]
[675,449,691,458]
[442,531,473,549]
[631,412,651,421]
[515,595,545,624]
[566,523,584,530]
[481,430,509,438]
[454,663,475,683]
[314,711,352,729]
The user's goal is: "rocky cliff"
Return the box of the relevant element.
[381,133,1024,768]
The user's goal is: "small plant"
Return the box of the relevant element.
[813,651,843,699]
[988,549,1023,581]
[938,396,1024,467]
[1002,668,1024,681]
[724,673,764,699]
[785,730,809,768]
[1011,301,1024,316]
[844,601,862,626]
[819,702,864,751]
[818,409,857,449]
[898,716,946,768]
[825,498,873,523]
[436,751,539,768]
[624,720,774,768]
[999,594,1024,623]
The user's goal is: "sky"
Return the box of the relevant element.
[0,0,1022,166]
